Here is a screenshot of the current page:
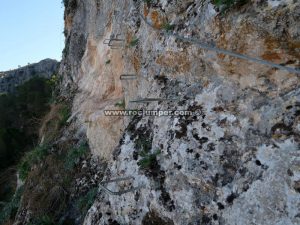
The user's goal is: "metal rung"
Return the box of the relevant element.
[138,13,300,75]
[104,39,125,49]
[120,74,137,80]
[130,98,179,103]
[103,38,124,45]
[108,39,124,44]
[99,176,144,196]
[110,45,124,50]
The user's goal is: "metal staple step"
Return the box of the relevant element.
[103,34,125,49]
[129,98,180,103]
[120,74,138,80]
[138,11,300,75]
[99,176,144,196]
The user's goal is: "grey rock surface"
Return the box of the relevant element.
[58,0,300,224]
[0,59,59,93]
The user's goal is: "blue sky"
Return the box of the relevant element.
[0,0,64,71]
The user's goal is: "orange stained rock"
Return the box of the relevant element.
[150,10,164,29]
[64,15,73,34]
[132,55,141,73]
[261,52,281,61]
[144,4,149,17]
[156,52,191,73]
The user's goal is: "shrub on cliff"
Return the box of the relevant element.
[138,149,161,169]
[64,143,88,170]
[213,0,249,12]
[28,215,55,225]
[0,186,24,224]
[18,145,49,181]
[76,187,98,213]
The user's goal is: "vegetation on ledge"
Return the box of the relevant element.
[212,0,249,12]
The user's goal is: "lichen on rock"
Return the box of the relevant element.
[55,0,300,225]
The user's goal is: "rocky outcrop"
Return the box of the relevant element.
[59,0,300,224]
[0,59,59,93]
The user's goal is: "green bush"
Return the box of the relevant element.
[18,145,49,181]
[16,77,52,118]
[47,75,61,104]
[213,0,249,12]
[64,144,88,170]
[135,137,152,153]
[76,188,98,213]
[129,38,139,47]
[143,0,153,4]
[0,186,24,224]
[115,99,125,109]
[28,215,55,225]
[58,105,71,127]
[162,23,175,32]
[138,149,161,169]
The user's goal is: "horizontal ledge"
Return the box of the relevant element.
[103,38,125,45]
[99,176,145,196]
[120,74,137,80]
[130,98,180,103]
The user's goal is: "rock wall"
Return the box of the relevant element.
[0,59,59,93]
[60,0,300,224]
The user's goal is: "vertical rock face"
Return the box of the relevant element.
[60,0,300,224]
[0,59,59,93]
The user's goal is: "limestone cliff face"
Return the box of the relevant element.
[0,59,59,93]
[60,0,300,224]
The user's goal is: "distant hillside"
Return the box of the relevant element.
[0,59,59,93]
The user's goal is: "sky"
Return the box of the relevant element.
[0,0,64,71]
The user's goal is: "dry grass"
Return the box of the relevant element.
[39,104,70,144]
